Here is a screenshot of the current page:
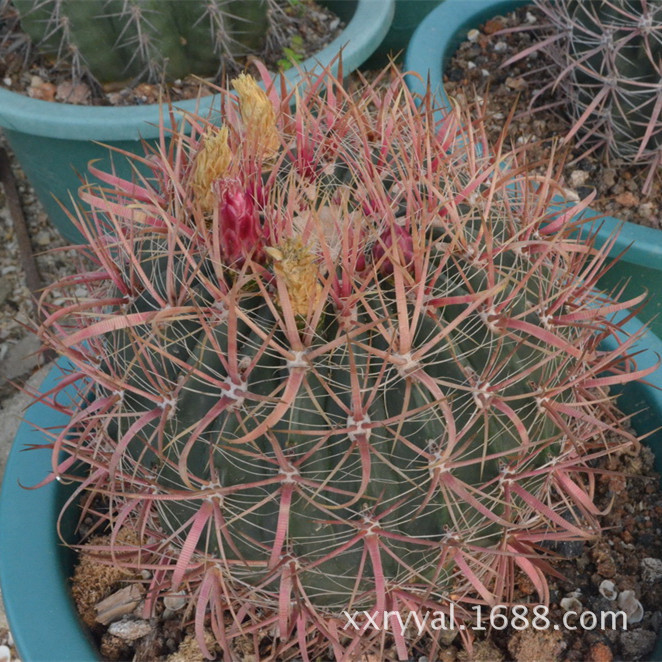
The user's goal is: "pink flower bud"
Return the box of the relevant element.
[217,184,262,265]
[372,224,414,275]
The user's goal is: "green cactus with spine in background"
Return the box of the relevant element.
[9,0,280,83]
[35,65,651,660]
[527,0,662,192]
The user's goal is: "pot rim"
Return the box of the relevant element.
[0,0,395,142]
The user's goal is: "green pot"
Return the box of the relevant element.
[0,363,99,661]
[0,0,395,244]
[404,0,662,342]
[2,312,661,660]
[363,0,444,66]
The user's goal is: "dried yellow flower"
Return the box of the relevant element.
[232,73,280,157]
[192,125,232,211]
[266,239,323,317]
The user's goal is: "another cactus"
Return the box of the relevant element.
[36,64,650,660]
[10,0,279,82]
[512,0,662,192]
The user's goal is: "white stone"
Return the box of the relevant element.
[108,618,152,641]
[569,170,590,188]
[164,592,187,611]
[560,596,583,613]
[618,590,644,624]
[599,579,618,601]
[642,557,662,583]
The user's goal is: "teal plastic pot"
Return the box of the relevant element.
[404,0,662,341]
[0,364,99,661]
[0,0,395,244]
[1,314,662,660]
[363,0,444,66]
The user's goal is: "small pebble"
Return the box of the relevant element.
[493,41,507,52]
[602,168,617,188]
[587,642,613,662]
[618,589,644,624]
[505,76,527,91]
[0,645,9,662]
[620,630,656,659]
[639,202,654,219]
[615,191,638,207]
[569,170,590,188]
[27,80,56,102]
[108,618,152,642]
[642,557,662,583]
[56,81,91,105]
[483,17,505,34]
[467,29,480,42]
[598,579,618,601]
[560,596,583,613]
[34,230,51,247]
[163,592,187,611]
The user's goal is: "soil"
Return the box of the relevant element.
[69,429,662,662]
[442,5,661,230]
[0,0,343,107]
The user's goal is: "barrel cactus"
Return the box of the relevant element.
[37,64,648,660]
[514,0,662,193]
[9,0,281,83]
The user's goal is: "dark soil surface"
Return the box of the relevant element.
[0,0,343,107]
[443,5,661,230]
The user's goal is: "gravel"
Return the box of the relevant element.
[0,135,78,383]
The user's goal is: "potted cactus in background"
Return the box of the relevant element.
[505,0,662,195]
[10,0,275,83]
[0,0,395,243]
[0,62,661,659]
[405,0,662,346]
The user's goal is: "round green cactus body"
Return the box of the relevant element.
[125,230,563,609]
[40,68,644,659]
[12,0,271,82]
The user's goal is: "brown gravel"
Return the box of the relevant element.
[443,5,661,230]
[0,136,75,388]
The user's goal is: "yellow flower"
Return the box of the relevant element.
[192,125,232,212]
[232,73,280,157]
[266,239,323,317]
